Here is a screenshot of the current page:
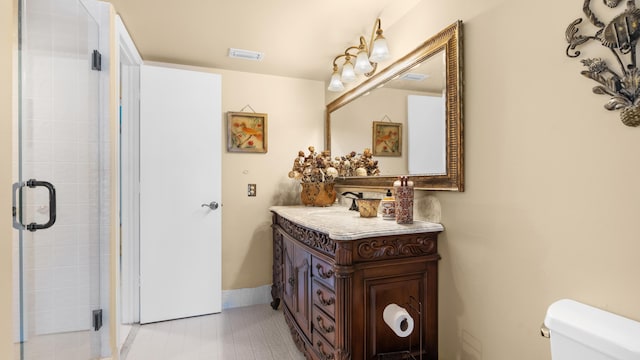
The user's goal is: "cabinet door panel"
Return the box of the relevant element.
[366,274,424,359]
[294,242,312,338]
[282,235,296,309]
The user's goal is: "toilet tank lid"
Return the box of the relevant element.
[544,299,640,360]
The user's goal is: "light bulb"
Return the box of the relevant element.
[369,34,390,63]
[341,59,357,83]
[327,71,344,92]
[354,50,374,74]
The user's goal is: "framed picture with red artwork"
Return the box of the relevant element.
[372,121,402,156]
[227,111,268,153]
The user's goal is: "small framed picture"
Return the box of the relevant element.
[227,112,268,153]
[372,121,402,156]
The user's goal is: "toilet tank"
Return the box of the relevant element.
[544,299,640,360]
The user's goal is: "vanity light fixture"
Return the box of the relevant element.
[327,18,390,92]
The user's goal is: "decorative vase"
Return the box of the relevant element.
[356,198,381,217]
[300,182,336,207]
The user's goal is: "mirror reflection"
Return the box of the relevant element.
[330,51,447,176]
[326,20,463,191]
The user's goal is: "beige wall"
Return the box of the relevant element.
[0,0,15,358]
[217,70,325,289]
[331,87,428,175]
[373,1,640,359]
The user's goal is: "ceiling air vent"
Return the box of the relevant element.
[228,48,264,61]
[400,73,428,81]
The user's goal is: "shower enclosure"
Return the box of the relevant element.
[13,0,110,358]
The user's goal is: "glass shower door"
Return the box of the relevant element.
[14,0,104,358]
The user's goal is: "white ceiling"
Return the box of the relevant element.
[105,0,422,82]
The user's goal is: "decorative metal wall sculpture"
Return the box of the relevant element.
[566,0,640,126]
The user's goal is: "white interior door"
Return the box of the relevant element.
[139,64,222,324]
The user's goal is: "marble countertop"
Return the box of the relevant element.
[270,205,444,241]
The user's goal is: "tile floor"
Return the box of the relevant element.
[122,304,305,360]
[13,330,99,360]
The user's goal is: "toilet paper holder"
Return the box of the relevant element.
[378,296,423,360]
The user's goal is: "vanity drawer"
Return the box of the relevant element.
[312,256,335,288]
[314,331,335,360]
[312,280,335,318]
[313,305,336,346]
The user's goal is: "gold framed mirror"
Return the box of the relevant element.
[326,20,463,191]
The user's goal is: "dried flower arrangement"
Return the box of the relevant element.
[337,148,381,178]
[288,146,380,183]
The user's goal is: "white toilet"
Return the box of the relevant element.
[544,299,640,360]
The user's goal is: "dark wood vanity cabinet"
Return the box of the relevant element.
[271,211,441,360]
[282,234,312,340]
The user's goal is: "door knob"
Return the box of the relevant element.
[201,201,219,210]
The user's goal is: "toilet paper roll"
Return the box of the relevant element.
[383,303,414,337]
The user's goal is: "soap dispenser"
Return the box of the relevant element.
[381,189,395,220]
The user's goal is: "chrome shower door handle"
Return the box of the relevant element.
[201,201,219,210]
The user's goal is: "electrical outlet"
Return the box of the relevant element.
[248,184,256,197]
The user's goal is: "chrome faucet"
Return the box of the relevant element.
[341,192,363,211]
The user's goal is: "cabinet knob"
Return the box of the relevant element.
[316,316,335,334]
[316,290,335,306]
[316,341,334,360]
[316,264,334,279]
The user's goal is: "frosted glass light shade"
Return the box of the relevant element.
[369,36,390,63]
[341,60,357,83]
[328,71,344,92]
[354,50,374,74]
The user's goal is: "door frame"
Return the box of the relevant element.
[115,14,142,349]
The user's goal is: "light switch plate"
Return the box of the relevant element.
[248,184,256,197]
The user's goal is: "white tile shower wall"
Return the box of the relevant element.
[21,0,102,338]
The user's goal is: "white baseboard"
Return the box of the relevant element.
[222,284,272,310]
